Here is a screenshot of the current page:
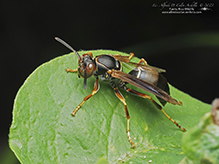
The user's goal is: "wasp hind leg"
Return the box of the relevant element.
[109,81,135,148]
[128,53,148,66]
[119,83,186,132]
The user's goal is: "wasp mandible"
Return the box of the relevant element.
[55,37,186,148]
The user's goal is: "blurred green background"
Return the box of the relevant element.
[1,0,219,163]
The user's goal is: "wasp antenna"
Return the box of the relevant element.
[55,37,81,60]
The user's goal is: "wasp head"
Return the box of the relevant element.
[55,37,96,89]
[77,52,96,89]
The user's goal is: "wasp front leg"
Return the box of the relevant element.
[71,77,99,116]
[66,67,99,115]
[66,68,78,73]
[109,81,135,148]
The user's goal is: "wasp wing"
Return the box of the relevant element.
[156,74,169,106]
[146,65,166,73]
[110,70,181,105]
[112,54,166,73]
[125,61,166,73]
[111,54,131,62]
[112,55,166,73]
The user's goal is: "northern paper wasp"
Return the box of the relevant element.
[55,37,186,148]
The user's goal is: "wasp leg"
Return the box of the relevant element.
[128,53,135,60]
[136,58,148,66]
[128,53,148,66]
[120,84,186,132]
[71,77,99,116]
[66,68,78,73]
[110,81,135,148]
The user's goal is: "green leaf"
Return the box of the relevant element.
[9,50,210,164]
[181,111,219,164]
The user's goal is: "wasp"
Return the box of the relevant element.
[55,37,186,148]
